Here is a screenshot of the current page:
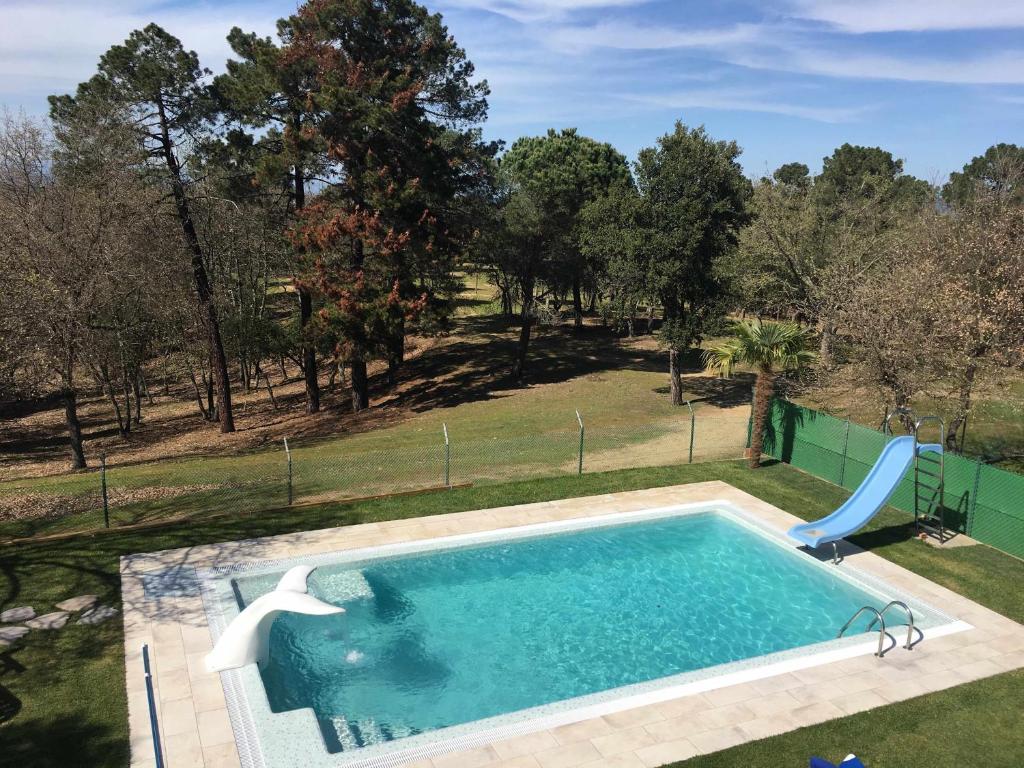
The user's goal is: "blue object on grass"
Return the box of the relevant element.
[810,755,866,768]
[788,435,943,550]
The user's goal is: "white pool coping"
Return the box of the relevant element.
[120,481,1024,768]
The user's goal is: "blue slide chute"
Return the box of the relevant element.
[788,436,943,550]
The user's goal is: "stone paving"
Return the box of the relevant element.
[0,593,116,645]
[56,594,98,612]
[25,611,70,631]
[120,482,1024,768]
[0,606,35,623]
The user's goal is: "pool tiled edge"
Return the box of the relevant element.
[121,481,1024,768]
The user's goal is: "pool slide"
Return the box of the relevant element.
[787,435,943,554]
[206,565,344,673]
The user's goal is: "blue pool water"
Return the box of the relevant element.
[238,512,882,753]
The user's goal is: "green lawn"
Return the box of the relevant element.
[1,461,1022,768]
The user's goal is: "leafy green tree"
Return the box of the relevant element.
[703,319,815,468]
[579,179,650,336]
[49,24,237,432]
[942,143,1024,208]
[500,128,631,332]
[817,143,932,207]
[773,162,810,188]
[214,24,326,412]
[637,123,752,404]
[285,0,492,410]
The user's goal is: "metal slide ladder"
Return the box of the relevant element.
[837,600,916,658]
[884,408,946,543]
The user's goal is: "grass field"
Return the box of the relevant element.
[0,297,752,538]
[1,460,1022,768]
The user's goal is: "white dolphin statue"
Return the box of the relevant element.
[206,565,345,673]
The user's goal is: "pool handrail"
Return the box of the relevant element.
[838,605,887,657]
[868,600,915,651]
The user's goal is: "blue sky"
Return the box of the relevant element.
[3,0,1024,181]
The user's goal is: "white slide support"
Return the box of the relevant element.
[206,565,345,673]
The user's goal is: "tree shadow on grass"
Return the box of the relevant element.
[0,709,126,768]
[393,323,668,414]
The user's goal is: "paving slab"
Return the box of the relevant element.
[25,611,70,630]
[0,626,30,644]
[0,606,35,623]
[56,594,99,612]
[79,605,119,625]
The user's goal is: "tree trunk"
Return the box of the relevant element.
[350,360,369,412]
[512,271,535,381]
[386,314,405,387]
[132,373,142,424]
[293,153,321,415]
[299,287,320,413]
[186,364,209,420]
[947,358,979,453]
[205,358,217,422]
[748,369,775,469]
[255,361,278,410]
[63,388,87,470]
[349,238,370,412]
[572,276,583,331]
[669,349,683,406]
[818,321,835,370]
[155,96,233,432]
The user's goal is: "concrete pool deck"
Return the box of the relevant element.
[120,481,1024,768]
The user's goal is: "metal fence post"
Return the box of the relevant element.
[684,400,695,464]
[968,458,983,536]
[101,453,109,528]
[839,420,851,487]
[576,410,584,476]
[443,423,451,488]
[283,438,293,505]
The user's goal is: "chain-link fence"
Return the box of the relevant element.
[0,401,751,540]
[761,398,1024,560]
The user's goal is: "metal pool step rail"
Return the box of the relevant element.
[838,600,916,657]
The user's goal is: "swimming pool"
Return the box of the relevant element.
[200,502,960,768]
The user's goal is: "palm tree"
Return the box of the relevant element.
[703,319,816,468]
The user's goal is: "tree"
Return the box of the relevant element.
[729,151,930,368]
[920,196,1024,451]
[637,123,752,404]
[773,162,810,188]
[284,0,492,411]
[0,112,168,467]
[942,143,1024,208]
[703,319,815,468]
[49,24,237,432]
[579,179,650,336]
[500,129,630,332]
[214,24,326,413]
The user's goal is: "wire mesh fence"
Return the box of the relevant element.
[761,398,1024,560]
[0,401,751,541]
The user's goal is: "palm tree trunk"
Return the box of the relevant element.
[748,369,775,469]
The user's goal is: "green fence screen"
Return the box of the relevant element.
[760,399,1024,560]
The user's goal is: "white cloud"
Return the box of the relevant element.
[735,47,1024,85]
[788,1,1024,34]
[626,88,872,123]
[440,0,651,23]
[542,22,760,53]
[0,1,278,104]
